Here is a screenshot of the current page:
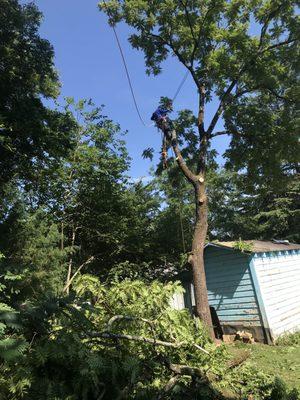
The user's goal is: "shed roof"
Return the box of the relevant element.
[207,240,300,253]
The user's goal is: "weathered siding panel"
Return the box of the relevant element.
[203,247,262,327]
[170,291,185,310]
[253,250,300,338]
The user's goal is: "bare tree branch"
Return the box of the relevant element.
[63,256,95,293]
[170,134,197,185]
[261,37,297,54]
[206,80,237,136]
[90,331,185,348]
[210,130,229,138]
[236,84,290,102]
[88,329,210,355]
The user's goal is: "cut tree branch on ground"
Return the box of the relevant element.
[88,330,210,355]
[163,376,180,393]
[227,350,250,369]
[168,362,207,380]
[106,314,157,341]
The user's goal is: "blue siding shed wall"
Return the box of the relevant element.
[204,246,262,327]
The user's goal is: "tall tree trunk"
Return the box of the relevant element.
[171,135,215,340]
[190,181,214,339]
[188,85,215,339]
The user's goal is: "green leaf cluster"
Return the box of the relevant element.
[2,273,293,400]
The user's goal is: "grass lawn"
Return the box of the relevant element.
[229,342,300,391]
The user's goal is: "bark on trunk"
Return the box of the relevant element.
[190,181,214,339]
[172,134,215,340]
[189,85,215,339]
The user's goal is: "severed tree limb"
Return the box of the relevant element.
[193,343,209,354]
[158,354,209,381]
[88,330,210,355]
[106,314,157,343]
[104,314,210,354]
[90,331,184,347]
[157,376,181,400]
[227,350,250,370]
[164,376,180,392]
[155,355,223,399]
[63,256,95,293]
[168,362,207,380]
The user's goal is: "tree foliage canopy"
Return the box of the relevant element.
[0,0,299,398]
[0,0,75,186]
[101,0,299,243]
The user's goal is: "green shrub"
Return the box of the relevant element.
[1,275,298,399]
[276,332,300,347]
[267,377,299,400]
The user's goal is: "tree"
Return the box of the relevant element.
[0,0,75,190]
[100,0,299,337]
[42,99,162,290]
[1,98,165,292]
[223,84,300,241]
[207,168,300,242]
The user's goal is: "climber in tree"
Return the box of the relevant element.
[151,99,176,168]
[151,99,173,138]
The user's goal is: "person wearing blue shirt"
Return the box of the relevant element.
[151,101,176,168]
[151,101,174,140]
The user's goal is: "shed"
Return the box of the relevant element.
[172,240,300,343]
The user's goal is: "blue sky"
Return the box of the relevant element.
[32,0,229,179]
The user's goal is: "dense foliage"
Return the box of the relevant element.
[0,0,76,188]
[0,0,299,398]
[100,0,299,244]
[1,271,299,400]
